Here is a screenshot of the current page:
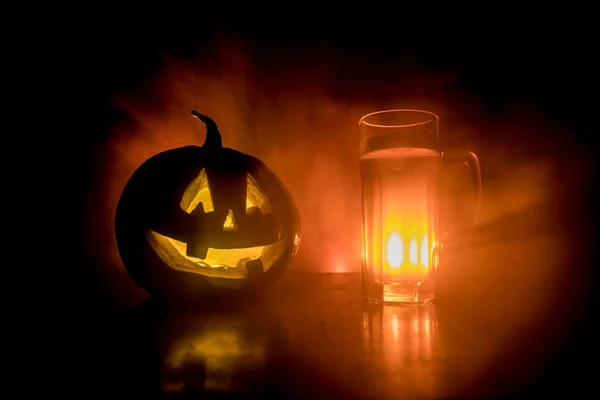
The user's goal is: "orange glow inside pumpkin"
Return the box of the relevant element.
[180,168,272,215]
[147,168,291,278]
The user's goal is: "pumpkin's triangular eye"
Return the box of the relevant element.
[246,173,272,214]
[180,168,214,213]
[223,209,238,231]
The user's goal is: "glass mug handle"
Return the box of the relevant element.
[440,150,482,243]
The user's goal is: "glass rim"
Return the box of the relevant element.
[359,109,439,128]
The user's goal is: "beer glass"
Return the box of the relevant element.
[359,109,481,304]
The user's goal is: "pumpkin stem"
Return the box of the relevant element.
[191,110,222,148]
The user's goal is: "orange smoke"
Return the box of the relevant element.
[84,37,476,279]
[84,31,591,304]
[78,32,595,396]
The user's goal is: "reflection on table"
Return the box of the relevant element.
[82,271,590,398]
[363,303,443,399]
[131,296,290,397]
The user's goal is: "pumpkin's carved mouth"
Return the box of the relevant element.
[147,230,288,279]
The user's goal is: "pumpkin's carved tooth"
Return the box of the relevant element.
[246,259,264,278]
[187,245,209,260]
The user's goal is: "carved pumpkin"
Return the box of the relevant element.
[115,111,300,301]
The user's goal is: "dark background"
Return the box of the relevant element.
[29,8,597,398]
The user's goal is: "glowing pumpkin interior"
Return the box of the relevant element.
[148,168,287,279]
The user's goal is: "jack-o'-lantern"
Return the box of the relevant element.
[115,111,300,301]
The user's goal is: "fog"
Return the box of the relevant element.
[82,33,592,334]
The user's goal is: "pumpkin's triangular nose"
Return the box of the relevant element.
[222,209,238,231]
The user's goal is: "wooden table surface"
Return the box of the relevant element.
[53,265,595,399]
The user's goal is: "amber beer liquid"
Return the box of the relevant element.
[360,147,440,304]
[359,109,481,304]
